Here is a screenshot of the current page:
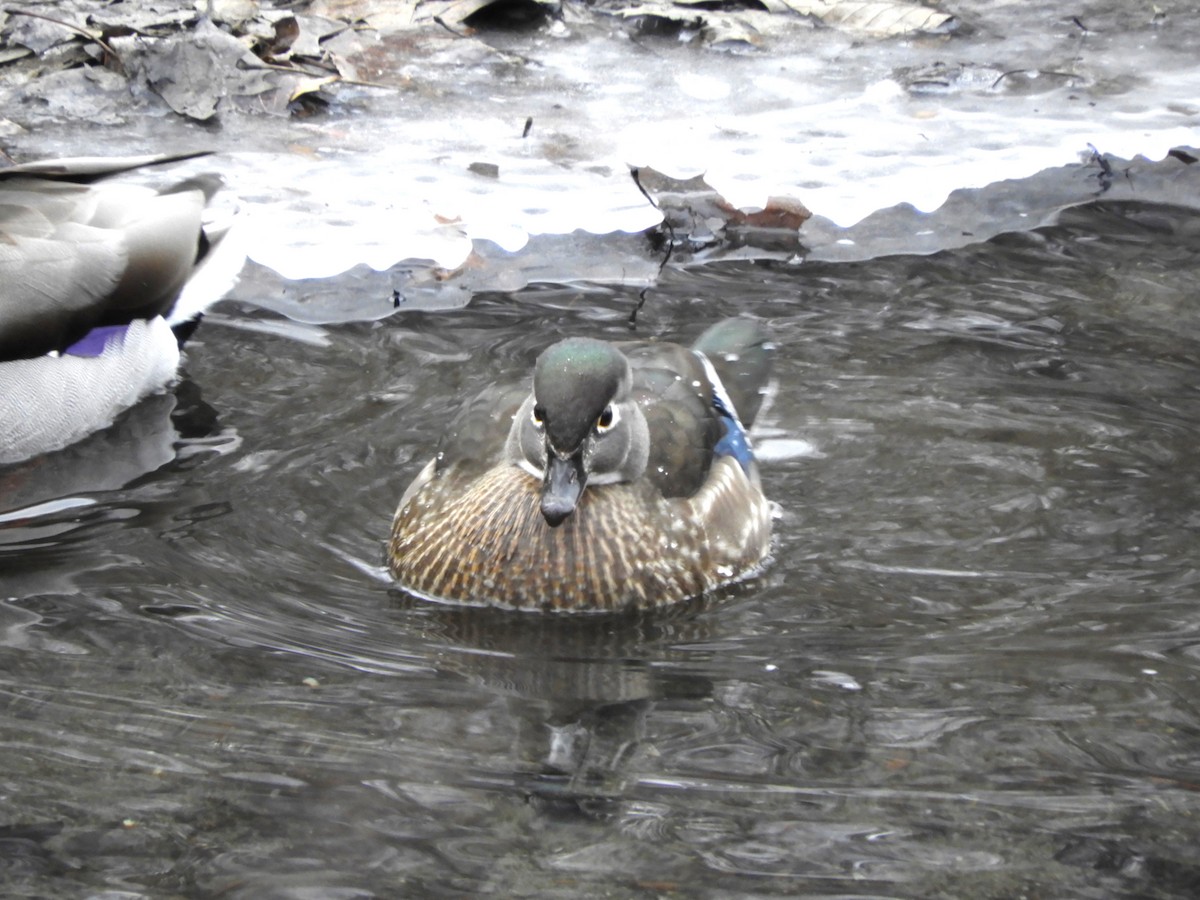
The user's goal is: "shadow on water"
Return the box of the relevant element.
[2,200,1200,896]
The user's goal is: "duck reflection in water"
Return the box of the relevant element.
[398,598,718,816]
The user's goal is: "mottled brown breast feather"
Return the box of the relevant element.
[389,462,766,612]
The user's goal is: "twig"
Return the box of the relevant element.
[628,167,676,328]
[433,15,466,36]
[630,166,675,269]
[236,59,393,91]
[991,68,1081,90]
[629,288,648,328]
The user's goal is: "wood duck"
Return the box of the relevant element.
[388,318,774,613]
[0,152,243,464]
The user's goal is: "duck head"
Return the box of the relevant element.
[506,338,650,527]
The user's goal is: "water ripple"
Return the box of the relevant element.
[2,201,1199,896]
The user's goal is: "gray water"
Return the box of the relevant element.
[3,199,1200,897]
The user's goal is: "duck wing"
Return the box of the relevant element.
[623,340,721,499]
[622,319,772,498]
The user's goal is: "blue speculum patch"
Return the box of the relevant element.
[65,324,128,358]
[711,391,753,474]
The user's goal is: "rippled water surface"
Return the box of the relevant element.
[3,201,1200,897]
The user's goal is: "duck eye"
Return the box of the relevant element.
[531,404,545,427]
[596,406,615,431]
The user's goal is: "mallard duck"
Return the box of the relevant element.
[0,152,242,464]
[388,318,774,613]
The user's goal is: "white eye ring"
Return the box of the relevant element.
[595,404,619,433]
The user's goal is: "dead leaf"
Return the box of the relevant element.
[84,6,199,38]
[701,10,766,47]
[293,15,346,58]
[614,4,708,43]
[288,74,337,103]
[407,0,556,30]
[273,16,302,55]
[776,0,955,36]
[18,65,129,125]
[0,46,34,65]
[325,51,359,82]
[620,0,953,39]
[3,8,84,54]
[726,195,811,230]
[120,19,263,120]
[309,0,423,33]
[624,4,762,47]
[209,0,260,31]
[633,167,808,254]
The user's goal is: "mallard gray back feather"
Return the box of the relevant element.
[0,152,242,463]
